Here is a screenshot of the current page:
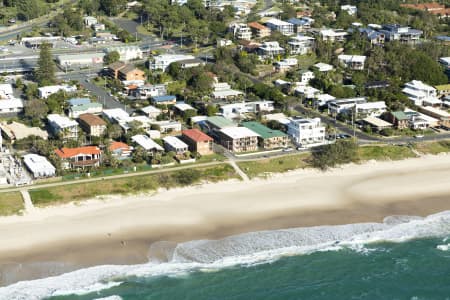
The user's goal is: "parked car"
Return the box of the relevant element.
[414,134,424,139]
[282,147,294,152]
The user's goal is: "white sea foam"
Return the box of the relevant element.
[93,296,123,300]
[436,244,450,251]
[1,210,450,300]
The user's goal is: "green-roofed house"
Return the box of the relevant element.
[242,121,289,149]
[205,116,236,131]
[69,102,103,118]
[435,84,450,98]
[384,111,409,129]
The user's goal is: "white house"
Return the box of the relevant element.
[56,53,105,67]
[150,120,182,133]
[131,134,164,152]
[0,83,14,98]
[294,84,320,99]
[355,101,387,118]
[319,29,349,42]
[141,105,162,119]
[328,97,367,116]
[288,35,315,55]
[219,101,274,119]
[135,84,167,99]
[338,55,366,70]
[287,117,326,147]
[257,41,285,58]
[299,70,315,84]
[163,136,189,154]
[316,93,336,106]
[212,82,244,100]
[38,85,77,99]
[47,114,79,139]
[23,154,56,178]
[0,98,23,114]
[150,54,196,71]
[313,62,334,72]
[274,58,298,72]
[83,16,98,27]
[229,23,252,40]
[102,108,130,124]
[265,18,294,36]
[402,80,439,106]
[104,46,143,61]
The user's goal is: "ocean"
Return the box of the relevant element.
[2,211,450,300]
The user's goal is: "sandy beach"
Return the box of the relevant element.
[0,154,450,286]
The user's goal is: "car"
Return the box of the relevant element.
[414,134,424,138]
[282,147,294,152]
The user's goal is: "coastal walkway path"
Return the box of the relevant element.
[19,189,35,214]
[228,160,250,182]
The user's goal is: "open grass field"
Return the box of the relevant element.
[357,144,418,161]
[0,192,24,216]
[413,140,450,155]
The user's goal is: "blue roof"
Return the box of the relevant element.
[436,36,450,42]
[69,98,91,106]
[287,18,308,26]
[153,95,176,102]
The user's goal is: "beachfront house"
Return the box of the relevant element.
[23,154,56,178]
[241,121,289,149]
[181,129,214,156]
[55,146,102,169]
[163,136,189,154]
[216,127,259,152]
[77,113,107,137]
[287,117,326,147]
[47,114,79,140]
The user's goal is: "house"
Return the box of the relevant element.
[140,105,162,119]
[0,98,23,114]
[177,58,205,69]
[163,136,189,154]
[313,62,334,72]
[217,38,233,47]
[131,134,164,153]
[219,101,274,119]
[274,58,298,72]
[241,121,288,149]
[257,41,285,58]
[152,95,177,106]
[47,114,79,140]
[355,101,387,118]
[109,141,132,159]
[316,94,336,107]
[417,106,450,127]
[327,97,367,116]
[173,102,196,117]
[23,154,56,178]
[361,116,393,132]
[135,84,166,99]
[358,28,385,45]
[55,146,102,169]
[150,54,196,71]
[56,53,105,67]
[102,108,130,124]
[38,85,77,99]
[0,121,48,142]
[379,24,422,44]
[294,84,320,99]
[287,117,325,147]
[205,116,236,132]
[69,102,103,118]
[217,127,259,152]
[248,22,271,38]
[299,70,315,84]
[338,55,366,70]
[287,18,312,33]
[229,23,252,40]
[265,18,294,36]
[211,82,244,100]
[288,35,315,55]
[439,57,450,71]
[405,108,439,129]
[118,64,145,81]
[93,23,106,31]
[83,16,98,27]
[104,46,143,61]
[402,80,439,106]
[78,113,107,137]
[108,61,126,79]
[181,129,214,155]
[341,5,357,15]
[319,29,349,42]
[95,31,116,41]
[150,120,182,133]
[383,111,410,130]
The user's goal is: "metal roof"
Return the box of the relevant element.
[241,121,287,139]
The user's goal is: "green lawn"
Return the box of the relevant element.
[238,153,311,179]
[358,144,418,161]
[0,192,24,216]
[29,164,238,207]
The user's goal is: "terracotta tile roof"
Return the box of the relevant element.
[108,61,126,71]
[248,22,269,30]
[182,129,213,142]
[55,146,101,158]
[78,113,106,126]
[109,141,130,151]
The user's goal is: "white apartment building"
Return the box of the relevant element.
[355,101,387,118]
[230,23,252,40]
[23,154,56,178]
[338,55,366,70]
[341,5,357,15]
[265,18,294,36]
[47,114,79,139]
[219,101,274,119]
[327,97,367,116]
[104,46,143,61]
[287,117,325,147]
[402,80,439,106]
[38,85,77,99]
[150,54,196,71]
[288,35,315,55]
[299,70,315,84]
[0,83,23,114]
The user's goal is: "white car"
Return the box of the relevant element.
[414,135,424,139]
[282,147,294,152]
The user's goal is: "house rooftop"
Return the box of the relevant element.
[220,127,260,139]
[163,136,188,149]
[109,141,130,151]
[207,116,236,129]
[131,134,164,151]
[391,111,409,120]
[182,128,213,142]
[78,113,106,126]
[363,116,392,127]
[241,121,287,139]
[68,98,91,106]
[55,146,101,158]
[153,95,176,102]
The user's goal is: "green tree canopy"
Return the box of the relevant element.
[35,43,56,87]
[104,51,121,65]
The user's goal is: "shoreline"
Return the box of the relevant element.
[1,154,450,286]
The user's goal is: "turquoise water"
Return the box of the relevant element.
[48,237,450,300]
[2,212,450,300]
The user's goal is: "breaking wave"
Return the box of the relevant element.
[1,211,450,300]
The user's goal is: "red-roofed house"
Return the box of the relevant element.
[109,141,132,159]
[248,22,271,38]
[55,146,102,169]
[181,129,214,155]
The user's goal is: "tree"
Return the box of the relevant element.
[104,51,120,65]
[100,0,125,16]
[311,139,359,170]
[24,99,48,123]
[35,43,56,87]
[206,104,218,116]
